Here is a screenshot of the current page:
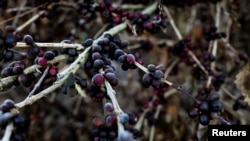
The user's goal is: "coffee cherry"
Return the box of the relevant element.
[104,102,114,112]
[189,108,199,118]
[93,59,104,69]
[82,38,93,47]
[48,67,58,76]
[12,66,23,75]
[118,131,134,141]
[37,57,48,66]
[1,67,14,77]
[4,34,17,48]
[18,74,32,87]
[119,113,129,124]
[210,100,223,112]
[67,48,78,57]
[0,99,15,112]
[3,50,14,61]
[199,114,210,125]
[91,73,104,86]
[31,45,40,56]
[23,34,34,45]
[75,78,88,88]
[199,102,209,113]
[126,54,135,64]
[153,70,164,80]
[142,73,152,88]
[147,64,156,72]
[104,72,118,86]
[43,51,55,60]
[13,114,29,132]
[11,133,24,141]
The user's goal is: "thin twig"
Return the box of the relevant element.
[26,67,49,98]
[149,105,162,141]
[1,123,14,141]
[207,2,221,88]
[14,10,46,34]
[15,42,84,50]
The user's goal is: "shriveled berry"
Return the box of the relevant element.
[37,57,48,66]
[44,51,55,60]
[82,38,93,47]
[23,34,34,45]
[91,73,104,86]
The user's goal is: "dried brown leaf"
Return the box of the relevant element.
[234,61,250,106]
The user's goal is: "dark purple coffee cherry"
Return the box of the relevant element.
[153,70,164,80]
[126,54,135,64]
[91,73,104,86]
[119,113,129,124]
[92,52,102,60]
[189,108,199,118]
[93,59,104,69]
[210,100,223,112]
[1,67,14,77]
[0,99,15,112]
[13,114,29,132]
[43,51,55,60]
[142,73,153,88]
[67,48,78,57]
[147,64,156,72]
[75,78,88,88]
[199,113,210,125]
[3,50,14,61]
[199,102,209,113]
[104,72,118,86]
[92,44,102,52]
[18,74,32,87]
[31,45,40,56]
[11,133,24,141]
[23,34,34,45]
[208,92,220,102]
[104,102,114,112]
[82,38,93,47]
[12,66,24,75]
[114,49,125,60]
[4,34,17,48]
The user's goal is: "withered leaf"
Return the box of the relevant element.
[234,61,250,106]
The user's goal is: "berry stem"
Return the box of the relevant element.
[1,123,14,141]
[149,105,162,141]
[26,67,49,98]
[164,6,208,75]
[15,74,68,108]
[15,42,84,50]
[207,2,222,88]
[0,55,68,91]
[14,10,45,34]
